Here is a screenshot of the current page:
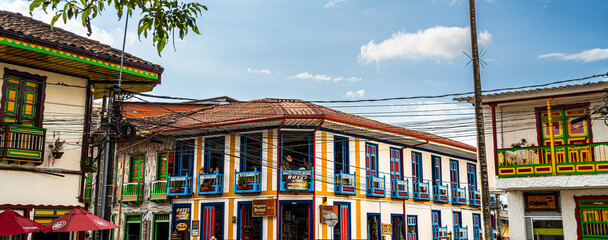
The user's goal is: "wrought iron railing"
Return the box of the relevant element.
[122,182,144,202]
[469,188,481,207]
[335,172,356,195]
[412,180,430,201]
[167,174,193,196]
[454,226,469,240]
[150,180,168,200]
[366,174,386,197]
[451,185,467,204]
[496,142,608,177]
[390,178,409,199]
[0,124,46,164]
[280,168,314,192]
[198,172,223,195]
[234,168,261,194]
[432,183,449,203]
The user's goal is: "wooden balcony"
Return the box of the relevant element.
[390,178,409,199]
[150,180,168,201]
[412,180,430,201]
[474,228,483,240]
[197,172,223,195]
[496,142,608,177]
[469,188,481,207]
[0,124,46,164]
[335,172,356,195]
[490,193,498,209]
[432,183,449,203]
[167,174,193,197]
[366,174,386,197]
[234,169,261,194]
[454,226,469,240]
[433,226,448,240]
[451,186,467,205]
[122,182,144,202]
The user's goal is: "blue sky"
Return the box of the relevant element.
[3,0,608,144]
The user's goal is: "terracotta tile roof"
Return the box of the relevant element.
[0,10,162,73]
[454,81,608,103]
[163,98,475,151]
[122,102,214,119]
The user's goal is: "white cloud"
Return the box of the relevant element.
[288,72,361,82]
[325,0,346,8]
[359,26,492,63]
[538,48,608,63]
[247,68,272,75]
[346,89,366,98]
[0,0,115,45]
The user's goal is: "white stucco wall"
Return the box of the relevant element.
[0,62,86,207]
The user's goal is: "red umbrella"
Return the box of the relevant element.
[0,208,51,236]
[47,208,117,232]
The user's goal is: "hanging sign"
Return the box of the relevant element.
[176,222,189,231]
[319,205,338,224]
[282,170,311,191]
[382,224,392,235]
[252,199,276,217]
[526,194,558,211]
[175,207,190,221]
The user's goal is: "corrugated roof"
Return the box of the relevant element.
[158,98,476,152]
[454,81,608,103]
[0,10,162,73]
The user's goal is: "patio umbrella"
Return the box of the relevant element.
[0,208,51,236]
[47,207,117,232]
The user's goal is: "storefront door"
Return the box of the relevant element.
[202,204,224,240]
[281,201,312,240]
[392,214,405,240]
[172,204,191,240]
[237,203,262,240]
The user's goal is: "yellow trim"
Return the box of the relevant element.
[193,200,199,240]
[534,166,553,174]
[321,131,327,193]
[195,137,203,197]
[546,99,557,175]
[267,197,274,240]
[517,167,534,175]
[7,102,15,112]
[576,164,595,172]
[229,134,236,194]
[25,82,37,88]
[556,165,576,173]
[35,219,52,224]
[34,210,54,215]
[597,163,608,170]
[356,199,361,239]
[228,198,234,240]
[8,89,16,101]
[267,130,274,191]
[533,228,564,236]
[355,138,362,197]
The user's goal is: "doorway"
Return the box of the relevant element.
[237,203,262,240]
[525,217,564,240]
[280,201,311,240]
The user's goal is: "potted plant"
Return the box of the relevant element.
[237,176,248,189]
[49,138,66,159]
[200,181,212,191]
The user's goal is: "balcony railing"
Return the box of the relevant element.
[234,168,261,194]
[150,180,168,201]
[83,184,92,203]
[390,178,409,199]
[366,174,386,197]
[280,168,313,192]
[167,174,193,196]
[0,124,46,164]
[451,186,467,205]
[335,172,356,195]
[432,183,449,203]
[432,226,448,240]
[490,193,497,209]
[412,180,430,201]
[454,226,469,240]
[122,182,144,202]
[474,228,483,240]
[198,172,223,195]
[496,142,608,177]
[469,188,481,207]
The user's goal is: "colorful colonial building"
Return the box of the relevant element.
[111,98,490,240]
[457,81,608,240]
[0,10,163,240]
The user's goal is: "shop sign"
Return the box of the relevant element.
[382,224,392,235]
[283,170,311,191]
[319,205,338,225]
[175,207,190,221]
[252,199,276,217]
[526,194,558,210]
[176,222,188,231]
[191,220,199,236]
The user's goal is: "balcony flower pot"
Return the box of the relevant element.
[52,152,64,159]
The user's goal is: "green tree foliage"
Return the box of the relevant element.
[29,0,207,54]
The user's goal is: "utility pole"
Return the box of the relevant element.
[468,0,493,239]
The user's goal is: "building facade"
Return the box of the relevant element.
[0,10,163,240]
[457,81,608,240]
[111,99,491,240]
